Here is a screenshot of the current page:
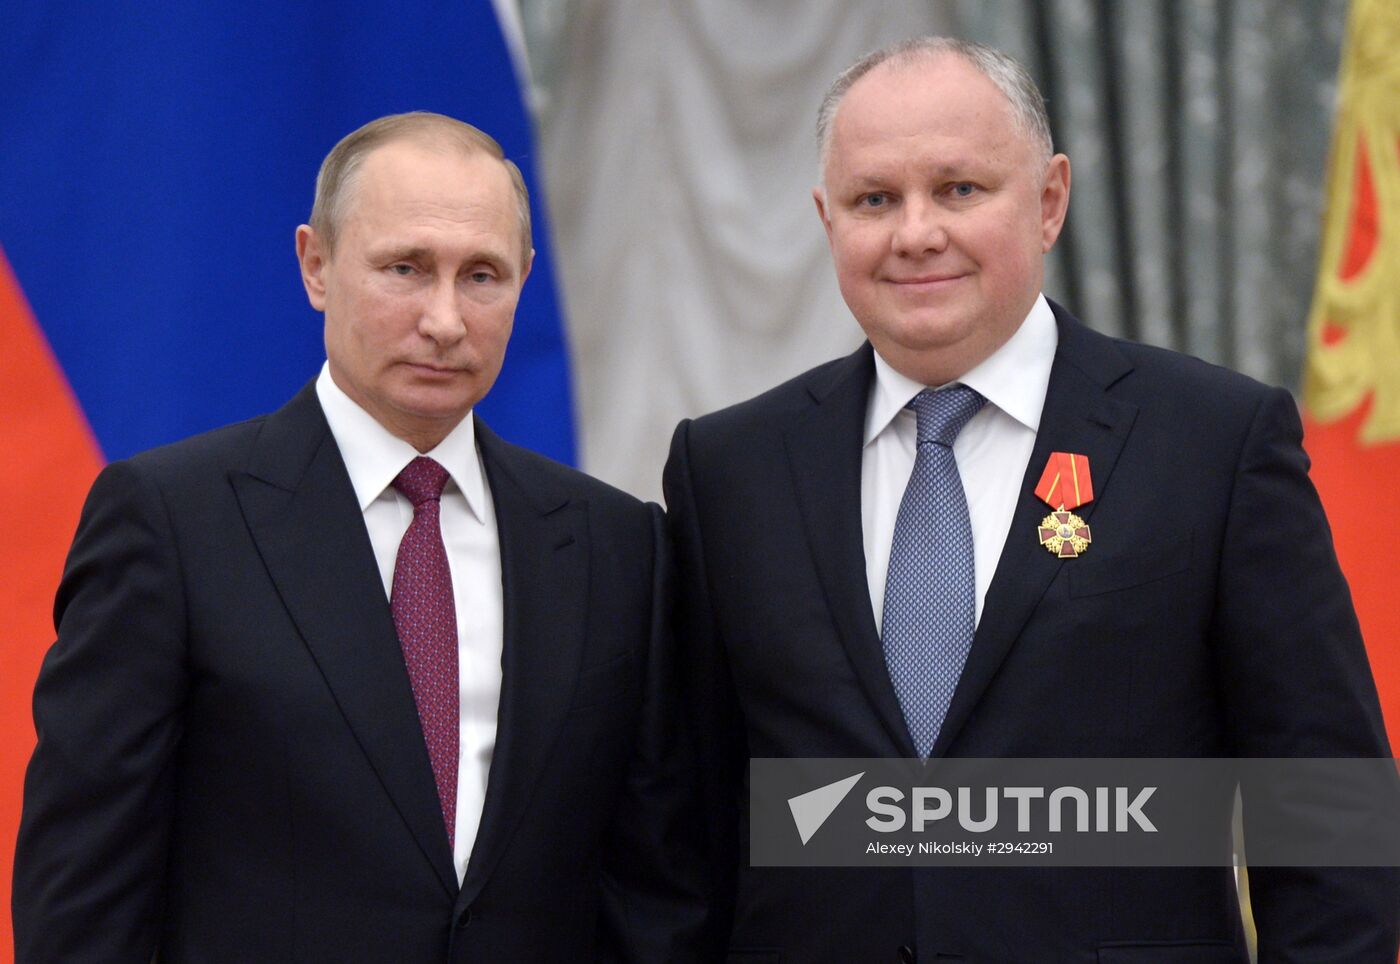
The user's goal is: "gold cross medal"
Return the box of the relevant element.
[1033,452,1094,558]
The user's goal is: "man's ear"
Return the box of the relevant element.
[813,186,834,243]
[1040,154,1072,253]
[295,224,329,311]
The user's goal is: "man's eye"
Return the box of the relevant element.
[859,194,888,209]
[390,264,416,276]
[469,271,495,284]
[951,183,977,198]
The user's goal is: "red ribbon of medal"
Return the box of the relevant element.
[1033,452,1094,558]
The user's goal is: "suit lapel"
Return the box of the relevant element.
[230,382,458,896]
[784,345,918,756]
[931,306,1139,756]
[457,421,588,907]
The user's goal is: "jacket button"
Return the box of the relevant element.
[456,907,474,929]
[897,945,916,964]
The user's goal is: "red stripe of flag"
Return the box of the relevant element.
[0,247,105,958]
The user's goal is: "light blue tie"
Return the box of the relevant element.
[881,385,986,758]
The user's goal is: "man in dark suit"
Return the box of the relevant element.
[14,112,703,962]
[665,38,1398,962]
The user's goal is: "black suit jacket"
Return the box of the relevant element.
[664,304,1398,963]
[14,381,704,962]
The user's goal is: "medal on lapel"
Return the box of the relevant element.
[1034,452,1094,558]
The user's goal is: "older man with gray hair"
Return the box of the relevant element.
[666,37,1397,962]
[15,111,706,963]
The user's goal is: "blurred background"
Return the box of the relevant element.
[3,1,1395,957]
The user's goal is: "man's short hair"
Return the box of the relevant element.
[816,37,1054,174]
[309,111,533,265]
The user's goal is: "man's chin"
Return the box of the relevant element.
[865,312,981,353]
[396,399,475,424]
[865,322,1005,384]
[386,385,477,423]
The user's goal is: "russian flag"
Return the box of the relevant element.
[0,4,574,950]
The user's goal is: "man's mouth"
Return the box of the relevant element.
[404,362,463,376]
[888,272,968,286]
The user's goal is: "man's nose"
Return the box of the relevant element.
[891,197,949,256]
[419,278,466,344]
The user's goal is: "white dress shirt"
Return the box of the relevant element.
[862,294,1058,631]
[316,363,502,886]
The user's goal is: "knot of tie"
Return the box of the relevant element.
[393,456,450,507]
[909,385,986,447]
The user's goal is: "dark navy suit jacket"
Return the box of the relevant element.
[665,303,1398,963]
[15,381,705,962]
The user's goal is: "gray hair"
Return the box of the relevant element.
[309,111,532,265]
[816,37,1054,174]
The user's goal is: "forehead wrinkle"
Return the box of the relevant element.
[351,201,520,258]
[835,140,1007,183]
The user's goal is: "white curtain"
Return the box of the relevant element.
[529,1,952,499]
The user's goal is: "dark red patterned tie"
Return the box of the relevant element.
[391,456,458,847]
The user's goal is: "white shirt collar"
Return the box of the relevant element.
[315,361,489,523]
[864,293,1059,445]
